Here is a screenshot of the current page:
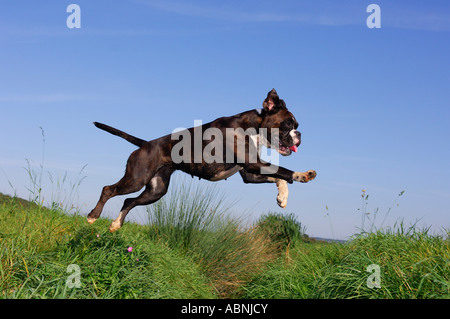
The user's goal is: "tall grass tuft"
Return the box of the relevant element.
[23,126,87,215]
[356,189,405,235]
[146,177,276,297]
[147,178,231,251]
[256,212,308,250]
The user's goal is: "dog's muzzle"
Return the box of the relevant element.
[289,130,301,152]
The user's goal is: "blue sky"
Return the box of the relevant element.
[1,1,449,240]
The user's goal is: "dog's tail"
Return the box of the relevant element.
[93,122,146,147]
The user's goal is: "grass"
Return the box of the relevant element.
[0,193,215,298]
[240,223,450,299]
[239,192,449,299]
[256,212,310,249]
[1,190,448,299]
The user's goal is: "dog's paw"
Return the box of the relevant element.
[276,180,289,208]
[87,211,97,224]
[293,170,317,183]
[109,220,121,233]
[86,216,97,224]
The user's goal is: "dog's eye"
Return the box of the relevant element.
[284,118,294,127]
[280,120,290,129]
[290,117,299,129]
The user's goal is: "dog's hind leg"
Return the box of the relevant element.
[87,184,114,224]
[109,166,174,232]
[87,149,152,224]
[87,175,145,224]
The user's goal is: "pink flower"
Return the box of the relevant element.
[127,246,133,252]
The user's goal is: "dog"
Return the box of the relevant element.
[87,89,316,232]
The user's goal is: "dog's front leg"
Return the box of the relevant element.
[239,170,289,208]
[241,162,317,208]
[274,170,317,207]
[275,179,289,208]
[293,170,317,183]
[244,160,317,184]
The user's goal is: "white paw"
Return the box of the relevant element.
[87,216,97,224]
[109,220,121,232]
[276,180,289,208]
[293,170,317,183]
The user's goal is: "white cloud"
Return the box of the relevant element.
[136,0,450,31]
[0,94,96,103]
[136,0,313,23]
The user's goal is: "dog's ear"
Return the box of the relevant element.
[263,89,278,111]
[263,88,287,112]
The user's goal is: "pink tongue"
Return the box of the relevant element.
[289,145,298,152]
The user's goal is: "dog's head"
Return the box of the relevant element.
[260,89,301,156]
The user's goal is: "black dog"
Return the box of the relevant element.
[87,89,316,231]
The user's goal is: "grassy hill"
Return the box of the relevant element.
[0,193,215,298]
[1,191,449,299]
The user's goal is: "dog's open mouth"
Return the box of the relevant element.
[278,142,298,156]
